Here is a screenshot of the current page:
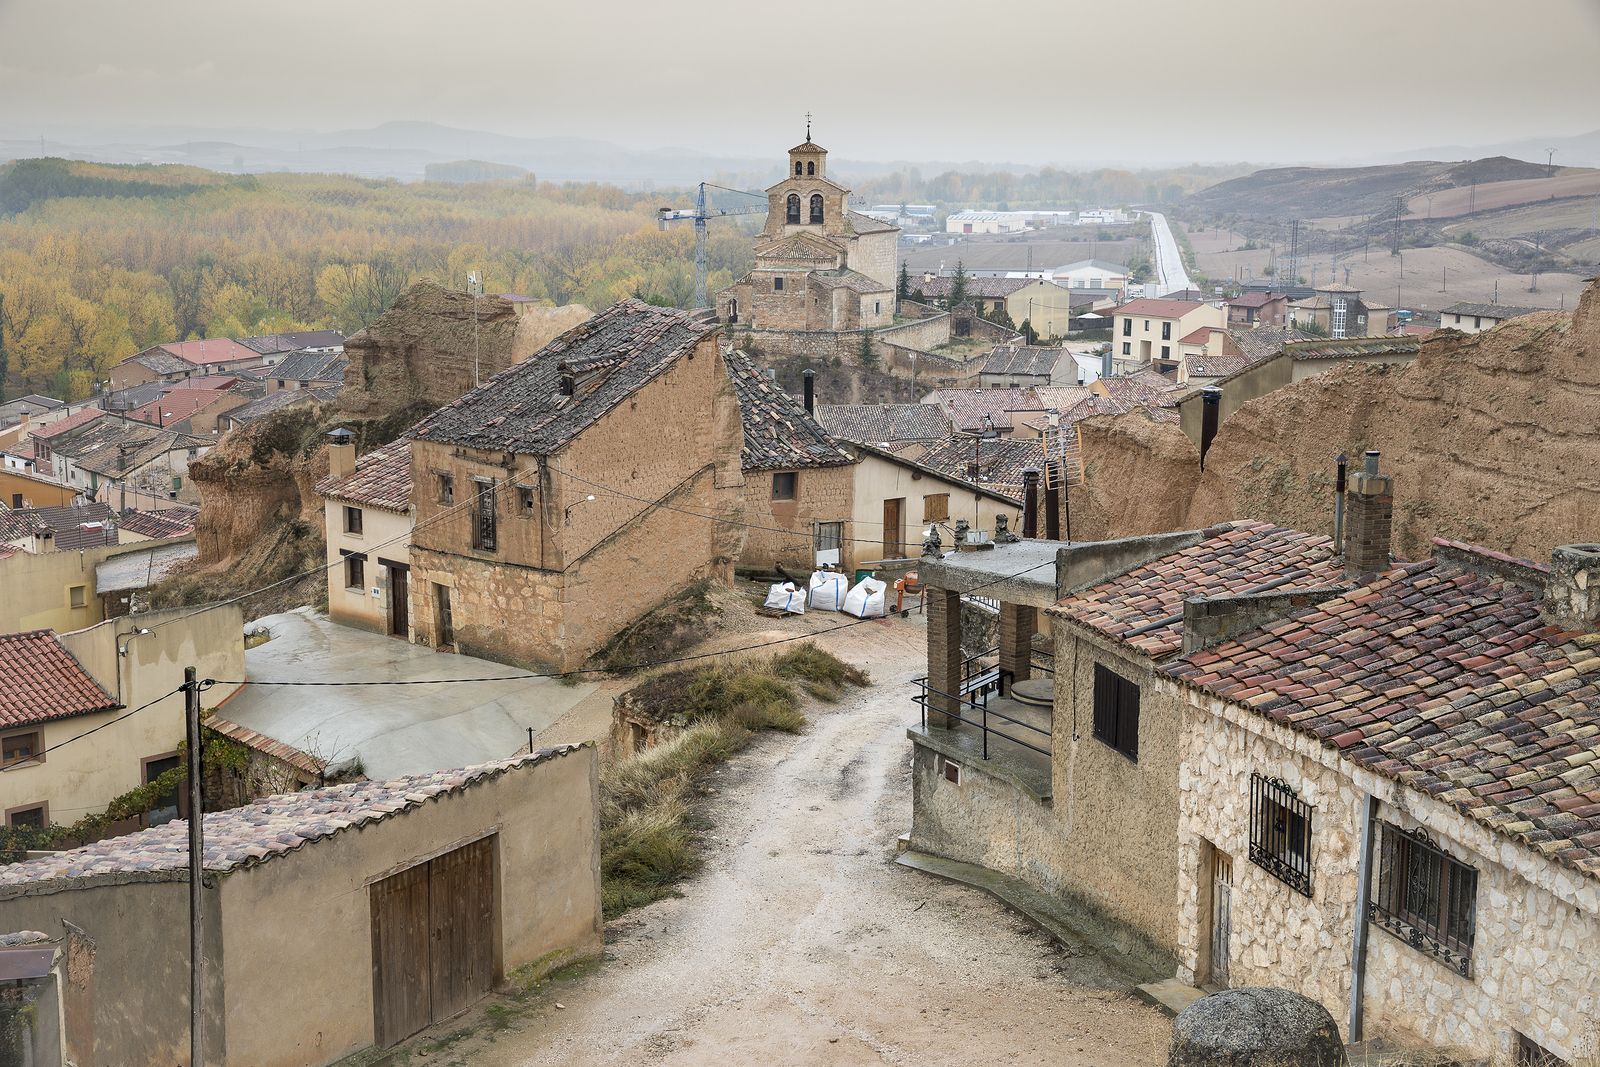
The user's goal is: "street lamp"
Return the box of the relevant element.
[564,494,597,526]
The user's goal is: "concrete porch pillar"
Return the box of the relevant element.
[998,602,1036,692]
[925,586,962,729]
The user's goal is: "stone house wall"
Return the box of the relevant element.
[738,462,854,575]
[848,230,899,291]
[1167,678,1600,1061]
[408,335,744,671]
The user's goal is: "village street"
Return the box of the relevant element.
[448,613,1172,1067]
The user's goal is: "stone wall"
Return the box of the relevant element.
[848,230,899,291]
[1167,678,1600,1061]
[739,462,854,574]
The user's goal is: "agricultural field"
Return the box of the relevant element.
[1405,168,1600,219]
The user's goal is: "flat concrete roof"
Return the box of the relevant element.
[919,540,1064,607]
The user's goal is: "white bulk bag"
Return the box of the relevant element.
[763,581,806,615]
[808,571,848,612]
[842,577,887,619]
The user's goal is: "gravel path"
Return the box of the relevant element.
[467,612,1172,1066]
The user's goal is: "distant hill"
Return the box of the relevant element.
[1390,128,1600,169]
[423,159,534,184]
[1185,157,1552,220]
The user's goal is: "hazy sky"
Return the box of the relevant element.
[3,0,1599,165]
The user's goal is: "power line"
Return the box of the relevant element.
[3,685,187,767]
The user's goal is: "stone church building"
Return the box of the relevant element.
[717,137,899,334]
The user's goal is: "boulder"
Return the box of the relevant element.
[1168,987,1347,1067]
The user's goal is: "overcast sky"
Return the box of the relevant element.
[3,0,1599,166]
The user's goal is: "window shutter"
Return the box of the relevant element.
[1118,675,1141,759]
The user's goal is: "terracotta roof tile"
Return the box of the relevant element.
[314,440,413,512]
[1113,298,1209,319]
[925,388,1043,433]
[0,630,120,729]
[726,352,853,471]
[118,506,199,540]
[1050,520,1343,658]
[983,345,1065,378]
[1165,543,1600,881]
[815,403,951,445]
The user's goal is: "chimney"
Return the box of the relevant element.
[326,427,356,480]
[1021,467,1040,537]
[1198,387,1222,467]
[802,368,815,415]
[1101,347,1113,380]
[1343,450,1393,577]
[1545,544,1600,631]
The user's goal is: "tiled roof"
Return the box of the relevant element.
[221,389,325,425]
[852,442,1024,505]
[118,506,198,540]
[726,352,853,472]
[130,349,193,376]
[1178,326,1223,344]
[205,715,327,778]
[237,330,345,355]
[314,440,414,512]
[140,338,260,368]
[913,276,1034,300]
[1166,541,1600,881]
[925,388,1044,433]
[809,268,891,294]
[1281,336,1418,361]
[0,630,120,729]
[1225,291,1286,309]
[0,746,584,888]
[917,435,1055,497]
[60,421,207,478]
[983,345,1065,378]
[1185,350,1254,378]
[814,403,952,445]
[754,232,842,262]
[848,211,899,235]
[4,394,63,411]
[271,349,348,384]
[411,301,715,455]
[1033,386,1093,412]
[27,502,114,538]
[1050,520,1344,659]
[1230,326,1321,365]
[126,388,234,426]
[0,509,50,543]
[1113,298,1208,319]
[1438,301,1546,321]
[1096,369,1183,407]
[30,408,107,441]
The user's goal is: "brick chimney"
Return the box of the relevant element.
[326,427,356,480]
[1545,544,1600,631]
[1343,450,1393,577]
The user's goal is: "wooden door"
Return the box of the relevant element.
[371,863,431,1047]
[883,498,903,560]
[428,837,496,1022]
[389,565,409,637]
[435,584,454,647]
[1210,850,1233,987]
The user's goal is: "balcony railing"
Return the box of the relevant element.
[911,647,1052,760]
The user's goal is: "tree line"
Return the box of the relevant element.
[0,161,753,401]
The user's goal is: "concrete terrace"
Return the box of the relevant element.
[220,608,597,779]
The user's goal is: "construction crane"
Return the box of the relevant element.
[657,182,767,309]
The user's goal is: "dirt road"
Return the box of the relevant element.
[467,614,1171,1066]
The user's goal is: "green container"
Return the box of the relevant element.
[853,568,873,584]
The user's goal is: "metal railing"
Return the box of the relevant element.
[1370,822,1477,977]
[911,649,1052,760]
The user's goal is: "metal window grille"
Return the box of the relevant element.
[1516,1034,1569,1067]
[1248,774,1313,896]
[474,480,497,551]
[1370,822,1477,977]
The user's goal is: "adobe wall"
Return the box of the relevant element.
[218,746,602,1067]
[1168,679,1600,1061]
[738,462,854,574]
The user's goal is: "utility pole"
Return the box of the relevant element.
[1440,267,1447,293]
[184,666,205,1067]
[1287,219,1300,286]
[1391,196,1404,256]
[1547,147,1557,178]
[467,271,484,387]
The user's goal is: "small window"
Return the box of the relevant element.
[518,486,536,516]
[2,731,42,768]
[473,479,498,551]
[1516,1034,1569,1067]
[874,301,881,315]
[1372,822,1477,976]
[772,472,797,500]
[344,505,363,535]
[922,493,949,522]
[69,585,86,609]
[6,805,45,828]
[345,553,365,590]
[143,754,182,826]
[436,472,454,506]
[1122,342,1131,355]
[1161,345,1171,360]
[187,448,198,460]
[806,160,815,176]
[1143,319,1151,331]
[940,756,961,784]
[1162,322,1172,340]
[1122,318,1131,336]
[774,276,785,292]
[795,161,803,176]
[1091,662,1140,760]
[1249,773,1313,896]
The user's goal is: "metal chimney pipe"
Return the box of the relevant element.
[1021,467,1040,537]
[1198,387,1222,467]
[802,368,815,415]
[1333,452,1348,548]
